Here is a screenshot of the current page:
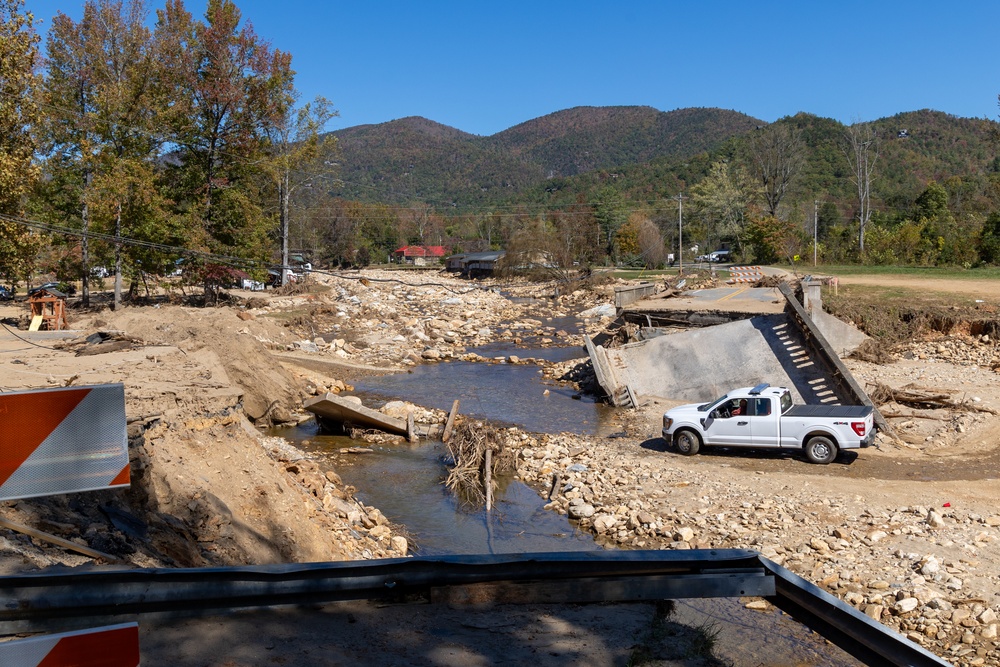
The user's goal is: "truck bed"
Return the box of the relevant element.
[785,404,873,419]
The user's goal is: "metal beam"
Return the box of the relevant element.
[0,550,949,666]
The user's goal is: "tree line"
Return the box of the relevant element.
[4,0,1000,301]
[1,0,335,305]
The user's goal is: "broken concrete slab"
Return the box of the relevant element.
[304,393,443,439]
[304,393,409,435]
[588,314,842,407]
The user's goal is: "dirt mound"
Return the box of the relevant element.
[78,306,303,423]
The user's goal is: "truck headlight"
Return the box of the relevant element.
[662,416,672,430]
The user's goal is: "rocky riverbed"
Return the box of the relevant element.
[4,267,1000,665]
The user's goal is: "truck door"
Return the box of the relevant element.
[705,398,753,446]
[749,397,781,448]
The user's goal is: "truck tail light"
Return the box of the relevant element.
[851,421,866,437]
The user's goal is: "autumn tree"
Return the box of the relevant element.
[0,0,43,286]
[317,199,398,267]
[746,216,806,265]
[616,213,666,268]
[265,95,338,284]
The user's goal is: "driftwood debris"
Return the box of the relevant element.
[868,382,998,415]
[444,421,517,510]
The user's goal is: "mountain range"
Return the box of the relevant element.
[323,105,999,212]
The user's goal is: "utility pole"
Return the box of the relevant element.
[676,193,686,275]
[813,200,819,267]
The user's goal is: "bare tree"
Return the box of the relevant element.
[746,123,803,218]
[843,122,879,253]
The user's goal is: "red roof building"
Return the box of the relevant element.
[393,246,448,263]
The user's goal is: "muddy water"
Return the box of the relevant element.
[351,357,614,434]
[279,421,597,556]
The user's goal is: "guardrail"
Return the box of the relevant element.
[614,281,658,309]
[0,549,948,666]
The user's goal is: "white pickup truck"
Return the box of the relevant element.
[661,383,875,464]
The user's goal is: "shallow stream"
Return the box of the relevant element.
[277,328,606,555]
[272,310,863,665]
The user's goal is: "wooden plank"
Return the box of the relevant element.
[442,400,460,443]
[0,516,118,562]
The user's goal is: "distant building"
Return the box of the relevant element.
[393,245,448,265]
[445,251,506,276]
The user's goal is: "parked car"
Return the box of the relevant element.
[0,286,13,300]
[709,250,731,263]
[661,383,875,464]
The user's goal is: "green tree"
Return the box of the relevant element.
[0,0,43,286]
[593,187,629,262]
[157,0,294,263]
[689,160,757,257]
[40,0,174,306]
[979,212,1000,265]
[39,4,99,301]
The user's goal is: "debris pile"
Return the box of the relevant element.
[445,421,519,508]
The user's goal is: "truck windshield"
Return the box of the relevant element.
[698,394,728,411]
[780,391,793,414]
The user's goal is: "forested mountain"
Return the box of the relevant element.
[327,107,999,218]
[327,106,763,205]
[487,106,762,177]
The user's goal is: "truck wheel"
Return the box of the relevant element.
[675,430,701,456]
[805,436,837,464]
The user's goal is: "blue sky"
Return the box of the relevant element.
[31,0,1000,136]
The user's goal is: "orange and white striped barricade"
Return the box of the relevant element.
[726,266,764,283]
[0,622,139,666]
[0,384,129,501]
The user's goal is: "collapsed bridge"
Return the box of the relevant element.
[587,279,889,433]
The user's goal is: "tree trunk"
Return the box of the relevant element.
[280,167,290,286]
[81,170,91,308]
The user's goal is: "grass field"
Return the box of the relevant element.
[786,264,1000,281]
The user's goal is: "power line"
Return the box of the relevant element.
[0,212,270,273]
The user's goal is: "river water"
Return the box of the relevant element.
[276,334,608,556]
